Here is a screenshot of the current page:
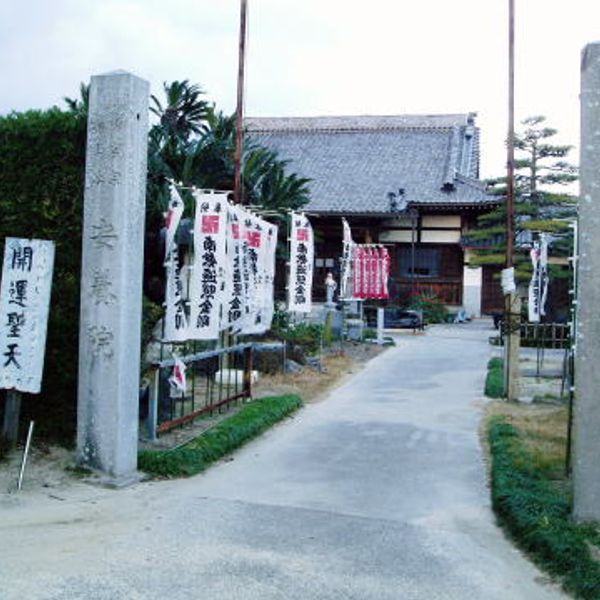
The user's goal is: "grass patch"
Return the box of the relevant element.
[488,414,600,598]
[485,357,505,398]
[138,394,303,478]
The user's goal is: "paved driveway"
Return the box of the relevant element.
[0,322,564,599]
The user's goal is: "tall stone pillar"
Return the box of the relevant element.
[77,71,149,481]
[574,43,600,521]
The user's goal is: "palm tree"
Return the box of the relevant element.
[150,80,209,141]
[63,83,90,117]
[147,82,311,215]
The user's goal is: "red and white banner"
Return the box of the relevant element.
[223,204,245,331]
[240,213,279,334]
[189,192,228,339]
[163,185,188,342]
[351,245,390,300]
[288,213,314,313]
[168,357,187,395]
[162,188,279,340]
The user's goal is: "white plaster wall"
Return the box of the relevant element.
[463,265,482,318]
[421,215,461,228]
[420,229,461,243]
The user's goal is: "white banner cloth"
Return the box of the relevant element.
[163,185,188,341]
[340,218,355,299]
[528,235,549,322]
[288,213,314,313]
[189,192,228,340]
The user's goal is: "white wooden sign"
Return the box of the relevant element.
[0,238,55,394]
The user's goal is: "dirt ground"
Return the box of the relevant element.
[0,341,388,497]
[479,348,571,472]
[253,341,387,403]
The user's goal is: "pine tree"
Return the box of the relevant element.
[468,116,577,281]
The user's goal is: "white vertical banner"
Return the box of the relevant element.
[223,203,246,331]
[288,213,314,313]
[163,185,188,341]
[539,233,549,318]
[241,213,263,334]
[189,192,228,340]
[381,246,391,299]
[238,210,254,334]
[242,214,265,333]
[258,222,279,332]
[244,217,279,334]
[340,218,355,299]
[528,235,549,323]
[0,238,55,394]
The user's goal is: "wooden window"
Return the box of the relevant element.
[399,247,441,278]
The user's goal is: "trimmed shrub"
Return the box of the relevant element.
[138,394,303,477]
[0,109,87,442]
[485,357,504,398]
[488,418,600,599]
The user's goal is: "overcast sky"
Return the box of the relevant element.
[1,0,599,179]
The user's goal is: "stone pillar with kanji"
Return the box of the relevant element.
[76,71,149,482]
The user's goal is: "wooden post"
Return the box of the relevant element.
[504,294,521,401]
[1,389,22,449]
[503,0,519,401]
[233,0,248,205]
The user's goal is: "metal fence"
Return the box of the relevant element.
[519,322,570,349]
[143,342,285,440]
[494,322,570,349]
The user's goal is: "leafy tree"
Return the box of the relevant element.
[468,116,577,280]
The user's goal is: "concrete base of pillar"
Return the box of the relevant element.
[95,471,146,489]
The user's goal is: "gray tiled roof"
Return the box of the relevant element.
[246,114,496,214]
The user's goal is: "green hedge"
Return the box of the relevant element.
[138,394,303,478]
[485,357,504,398]
[0,109,87,441]
[488,418,600,599]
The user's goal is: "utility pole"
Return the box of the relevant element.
[233,0,248,205]
[504,0,520,401]
[228,0,249,361]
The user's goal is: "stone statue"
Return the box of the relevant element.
[325,272,337,307]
